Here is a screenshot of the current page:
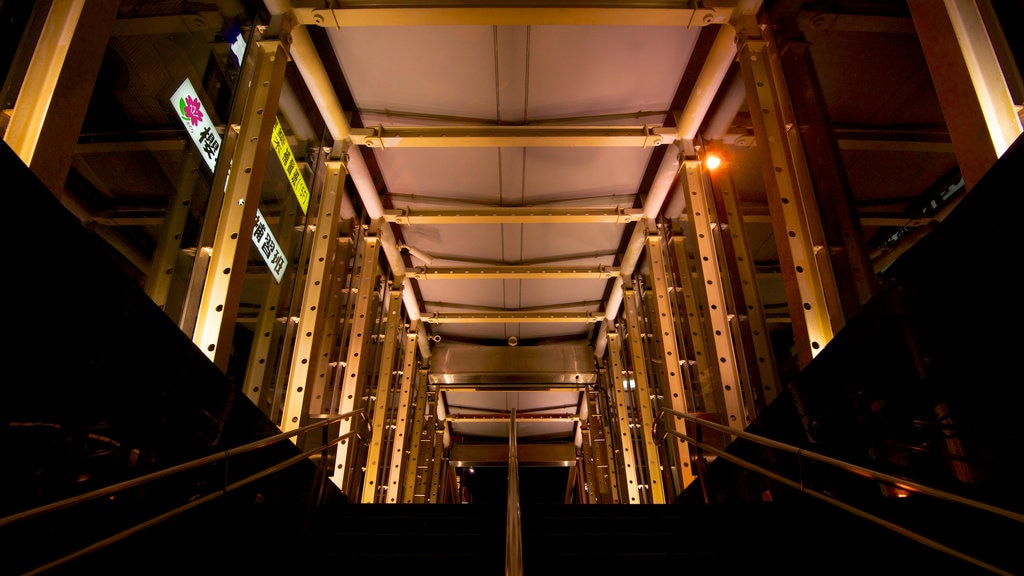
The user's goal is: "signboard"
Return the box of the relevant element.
[271,117,310,214]
[171,76,287,284]
[169,78,221,173]
[253,208,286,284]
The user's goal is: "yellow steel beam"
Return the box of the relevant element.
[408,266,618,280]
[621,286,666,504]
[362,282,406,503]
[712,161,783,408]
[295,6,732,28]
[333,235,382,495]
[680,159,750,431]
[349,125,675,149]
[738,34,837,365]
[385,207,643,225]
[402,368,430,503]
[644,233,697,490]
[193,41,287,370]
[424,312,602,324]
[385,332,420,503]
[281,161,348,431]
[445,414,579,423]
[605,333,641,504]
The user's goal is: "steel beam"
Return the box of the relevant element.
[333,235,382,495]
[402,369,430,503]
[296,6,731,27]
[679,160,750,430]
[362,281,406,503]
[424,312,602,324]
[349,125,674,149]
[605,333,642,504]
[621,287,666,503]
[408,266,618,280]
[710,163,783,408]
[384,332,419,503]
[737,31,837,367]
[192,41,287,370]
[644,232,697,490]
[144,152,198,309]
[385,208,643,225]
[281,161,348,432]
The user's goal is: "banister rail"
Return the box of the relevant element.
[3,409,366,576]
[658,406,1023,576]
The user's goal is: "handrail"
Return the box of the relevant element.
[658,407,1023,576]
[505,410,523,576]
[3,409,366,576]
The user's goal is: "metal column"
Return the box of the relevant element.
[679,160,750,431]
[333,234,382,495]
[384,331,419,503]
[621,284,666,503]
[402,368,430,503]
[281,160,349,431]
[643,230,697,490]
[144,152,199,309]
[737,26,838,368]
[361,279,406,502]
[192,41,288,371]
[708,165,782,409]
[667,232,719,416]
[605,333,641,504]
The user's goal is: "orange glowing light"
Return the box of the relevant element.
[705,154,722,170]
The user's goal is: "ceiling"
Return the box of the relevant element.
[55,1,964,472]
[293,0,957,455]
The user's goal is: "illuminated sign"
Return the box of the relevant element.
[271,117,309,214]
[170,78,221,173]
[253,208,286,283]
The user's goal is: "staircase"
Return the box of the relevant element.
[295,502,507,573]
[275,498,1009,575]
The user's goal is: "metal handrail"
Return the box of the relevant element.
[4,409,365,575]
[658,406,1023,576]
[505,410,523,576]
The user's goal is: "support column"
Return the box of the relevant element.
[621,285,666,504]
[776,36,879,317]
[361,278,406,503]
[708,163,782,409]
[402,368,430,503]
[578,389,599,504]
[309,236,354,416]
[145,152,199,309]
[679,160,750,430]
[605,333,641,504]
[643,228,697,490]
[192,41,288,371]
[333,234,382,495]
[4,0,119,197]
[427,423,445,503]
[281,160,349,430]
[668,231,718,416]
[384,331,419,503]
[737,23,840,367]
[908,0,1022,190]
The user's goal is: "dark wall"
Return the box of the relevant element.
[702,135,1024,515]
[0,140,326,573]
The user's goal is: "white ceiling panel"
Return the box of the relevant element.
[371,147,503,203]
[522,147,653,203]
[329,26,497,117]
[526,26,699,119]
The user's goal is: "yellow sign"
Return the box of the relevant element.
[271,118,309,214]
